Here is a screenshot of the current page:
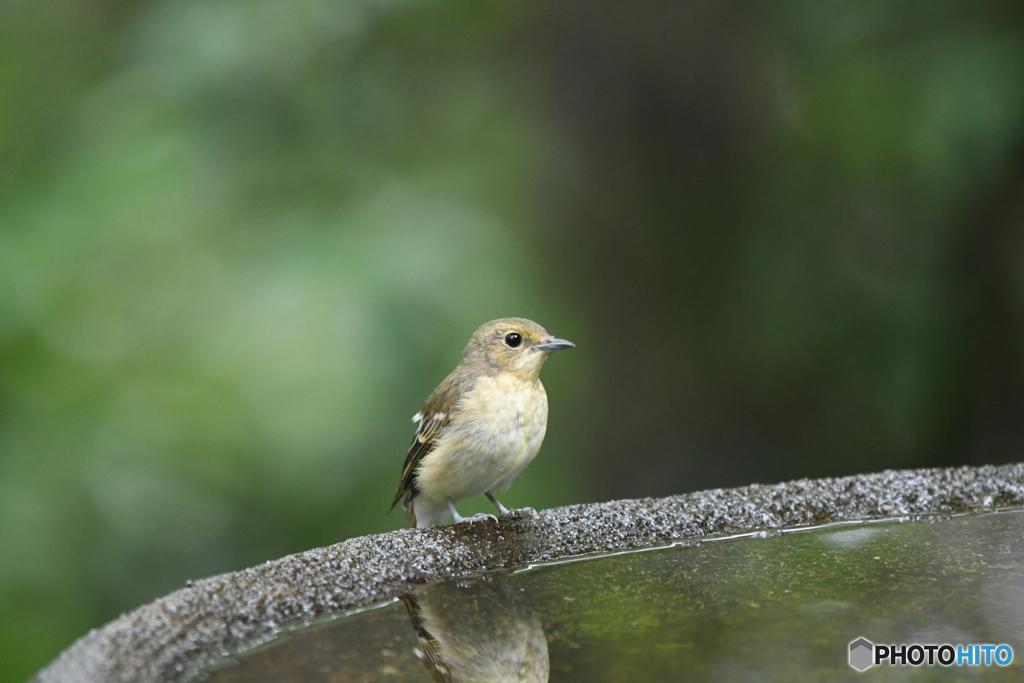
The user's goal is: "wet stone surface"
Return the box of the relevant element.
[32,464,1024,683]
[203,510,1024,682]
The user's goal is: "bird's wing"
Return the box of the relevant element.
[390,371,472,512]
[400,594,452,683]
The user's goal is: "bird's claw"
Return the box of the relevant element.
[454,512,497,524]
[509,507,537,518]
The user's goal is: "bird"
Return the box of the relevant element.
[391,318,574,528]
[401,574,550,682]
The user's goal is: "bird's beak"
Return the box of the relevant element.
[534,337,575,352]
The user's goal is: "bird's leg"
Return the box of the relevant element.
[485,492,536,518]
[446,497,496,524]
[485,492,512,516]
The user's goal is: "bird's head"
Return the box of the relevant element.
[462,317,574,380]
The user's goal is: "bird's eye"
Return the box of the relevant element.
[504,333,522,348]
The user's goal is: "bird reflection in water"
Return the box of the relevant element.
[401,574,550,683]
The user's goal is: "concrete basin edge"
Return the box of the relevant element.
[32,463,1024,683]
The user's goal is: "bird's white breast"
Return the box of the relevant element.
[415,374,549,504]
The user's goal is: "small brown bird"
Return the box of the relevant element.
[391,318,574,528]
[401,575,550,682]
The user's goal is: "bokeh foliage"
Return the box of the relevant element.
[2,1,1024,680]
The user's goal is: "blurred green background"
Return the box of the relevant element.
[3,1,1024,680]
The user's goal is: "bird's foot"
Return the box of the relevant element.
[447,497,497,525]
[508,507,537,518]
[471,512,498,523]
[455,512,498,524]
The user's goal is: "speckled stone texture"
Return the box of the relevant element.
[33,463,1024,683]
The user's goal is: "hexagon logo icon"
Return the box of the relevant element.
[849,637,874,671]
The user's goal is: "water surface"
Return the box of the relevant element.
[200,510,1024,682]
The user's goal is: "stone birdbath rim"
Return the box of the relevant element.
[32,462,1024,683]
